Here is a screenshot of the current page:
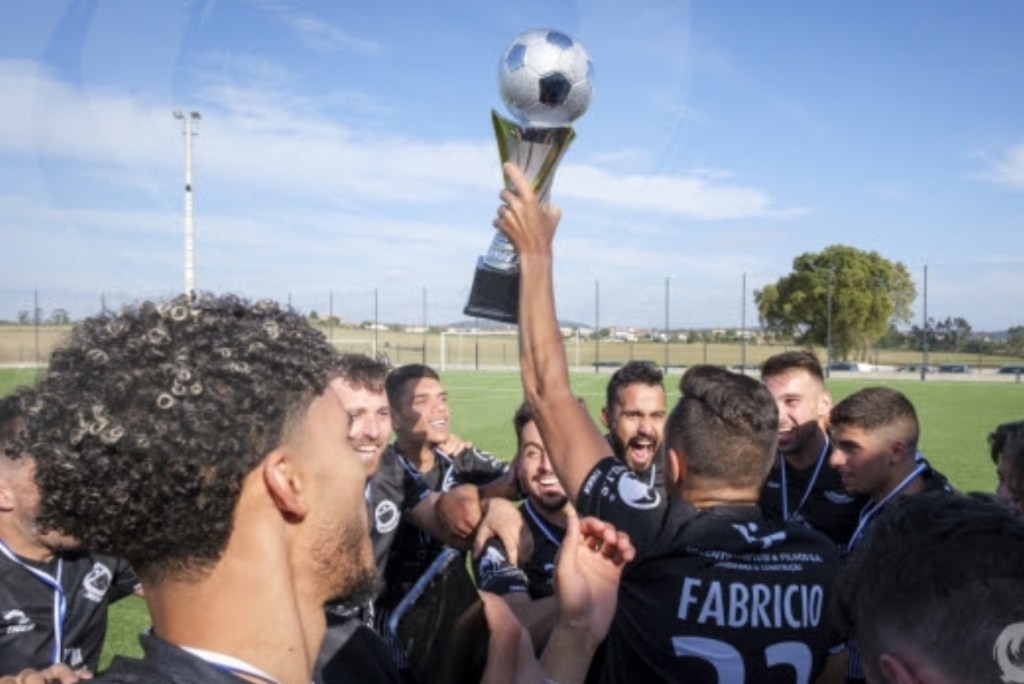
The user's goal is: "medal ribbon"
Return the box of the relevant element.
[778,435,830,521]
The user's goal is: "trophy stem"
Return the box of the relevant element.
[464,112,576,324]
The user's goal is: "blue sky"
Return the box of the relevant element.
[2,0,1022,331]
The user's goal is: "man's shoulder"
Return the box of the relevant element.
[97,637,240,684]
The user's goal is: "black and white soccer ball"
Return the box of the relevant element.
[498,29,593,127]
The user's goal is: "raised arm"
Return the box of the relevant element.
[494,162,611,503]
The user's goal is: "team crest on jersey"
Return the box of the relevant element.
[617,474,661,510]
[1,609,34,635]
[83,562,113,602]
[375,500,400,534]
[824,489,856,504]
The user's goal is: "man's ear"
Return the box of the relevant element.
[262,448,308,522]
[818,390,833,420]
[878,652,920,683]
[600,407,611,430]
[889,438,911,467]
[0,478,15,512]
[666,447,687,489]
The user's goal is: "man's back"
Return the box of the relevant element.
[579,459,840,684]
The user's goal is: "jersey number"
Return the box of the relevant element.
[672,636,812,683]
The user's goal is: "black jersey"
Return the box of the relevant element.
[843,458,954,684]
[473,499,565,599]
[98,632,270,683]
[759,442,868,550]
[368,446,433,574]
[578,457,841,684]
[0,547,139,674]
[377,444,508,612]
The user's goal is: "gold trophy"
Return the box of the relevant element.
[464,29,593,323]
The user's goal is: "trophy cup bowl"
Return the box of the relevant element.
[464,29,593,324]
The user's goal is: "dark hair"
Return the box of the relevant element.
[834,491,1024,683]
[512,397,586,450]
[333,353,390,393]
[830,387,919,451]
[28,293,339,583]
[664,365,778,489]
[989,420,1024,465]
[385,363,439,410]
[512,401,537,450]
[605,360,664,411]
[0,387,36,460]
[760,350,824,383]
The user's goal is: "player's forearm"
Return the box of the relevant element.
[540,620,602,684]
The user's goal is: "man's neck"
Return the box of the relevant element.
[680,479,760,509]
[145,498,325,684]
[0,521,55,563]
[530,499,569,529]
[871,466,925,504]
[784,427,828,471]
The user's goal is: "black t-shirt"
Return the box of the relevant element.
[473,499,565,599]
[98,633,242,683]
[578,458,842,684]
[368,446,433,575]
[377,445,508,612]
[843,459,955,684]
[0,548,139,674]
[759,443,868,550]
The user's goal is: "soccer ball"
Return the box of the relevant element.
[498,29,594,127]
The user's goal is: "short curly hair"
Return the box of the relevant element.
[27,293,339,583]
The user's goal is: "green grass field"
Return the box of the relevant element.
[1,367,1020,668]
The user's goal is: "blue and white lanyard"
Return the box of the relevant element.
[181,646,286,684]
[778,435,831,522]
[846,459,928,553]
[0,539,67,665]
[522,499,564,548]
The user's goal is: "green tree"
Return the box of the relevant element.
[1007,325,1024,357]
[755,245,916,360]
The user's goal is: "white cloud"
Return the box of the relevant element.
[973,141,1024,192]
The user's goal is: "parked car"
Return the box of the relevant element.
[829,361,862,372]
[937,364,971,374]
[897,364,936,373]
[997,364,1024,375]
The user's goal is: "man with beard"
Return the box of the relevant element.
[473,401,574,650]
[495,163,844,683]
[318,356,526,684]
[0,390,140,683]
[26,294,381,684]
[601,361,667,491]
[759,351,866,548]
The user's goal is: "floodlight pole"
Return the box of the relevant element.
[173,110,201,300]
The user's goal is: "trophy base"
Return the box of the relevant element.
[463,261,519,324]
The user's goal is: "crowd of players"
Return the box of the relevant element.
[1,163,1023,683]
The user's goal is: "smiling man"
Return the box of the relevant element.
[601,361,667,490]
[26,294,379,684]
[828,386,954,684]
[759,351,866,548]
[474,401,575,650]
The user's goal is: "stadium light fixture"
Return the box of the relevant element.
[173,110,201,299]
